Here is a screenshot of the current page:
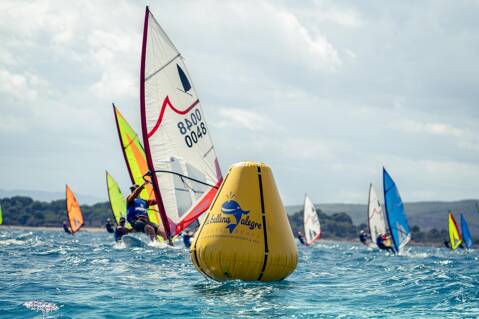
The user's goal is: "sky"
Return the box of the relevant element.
[0,0,478,205]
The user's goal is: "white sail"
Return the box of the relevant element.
[304,194,321,245]
[140,7,222,238]
[368,184,387,247]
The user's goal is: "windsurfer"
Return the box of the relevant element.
[297,231,306,245]
[126,177,163,241]
[63,221,71,234]
[182,230,193,248]
[114,217,130,241]
[105,218,114,234]
[376,233,394,253]
[359,230,369,246]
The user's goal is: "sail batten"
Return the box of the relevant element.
[383,168,410,253]
[303,194,321,246]
[140,7,222,240]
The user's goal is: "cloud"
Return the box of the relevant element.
[0,0,477,204]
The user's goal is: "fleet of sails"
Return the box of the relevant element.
[0,6,466,251]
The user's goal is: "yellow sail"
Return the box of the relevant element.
[66,185,84,234]
[113,104,164,236]
[448,211,462,250]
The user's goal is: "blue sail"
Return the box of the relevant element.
[461,214,472,249]
[383,168,411,253]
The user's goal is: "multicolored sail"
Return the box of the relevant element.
[112,104,164,235]
[368,183,387,247]
[65,185,84,234]
[105,171,128,226]
[460,214,472,249]
[303,194,321,245]
[139,7,223,240]
[448,211,462,250]
[383,168,411,253]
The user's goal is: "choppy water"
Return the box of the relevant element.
[1,229,478,318]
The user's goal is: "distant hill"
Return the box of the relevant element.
[286,200,479,234]
[0,189,102,205]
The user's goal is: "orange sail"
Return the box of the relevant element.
[66,185,84,234]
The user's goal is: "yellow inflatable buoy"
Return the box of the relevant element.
[190,161,298,282]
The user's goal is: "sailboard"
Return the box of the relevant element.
[65,185,84,234]
[139,7,223,241]
[122,234,147,248]
[383,168,410,253]
[105,171,132,229]
[112,104,164,236]
[303,194,321,246]
[368,183,387,248]
[448,211,462,250]
[460,214,472,249]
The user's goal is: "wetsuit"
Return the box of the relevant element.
[114,226,128,241]
[63,223,71,234]
[127,198,158,233]
[105,221,114,234]
[182,233,192,248]
[376,235,394,253]
[297,233,306,245]
[359,233,368,245]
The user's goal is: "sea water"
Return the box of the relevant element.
[0,229,478,318]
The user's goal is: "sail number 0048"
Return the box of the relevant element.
[177,109,207,148]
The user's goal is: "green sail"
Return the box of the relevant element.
[105,171,128,227]
[0,202,3,225]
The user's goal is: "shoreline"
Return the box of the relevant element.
[0,225,445,247]
[0,225,105,232]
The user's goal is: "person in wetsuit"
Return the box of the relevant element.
[376,233,395,253]
[114,217,130,242]
[126,177,163,241]
[182,231,193,248]
[359,230,369,246]
[297,231,306,245]
[444,240,450,249]
[63,221,71,234]
[105,218,114,234]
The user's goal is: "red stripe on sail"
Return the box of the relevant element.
[147,96,199,138]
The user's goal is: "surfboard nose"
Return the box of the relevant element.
[190,161,298,282]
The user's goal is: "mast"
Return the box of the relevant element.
[139,6,172,242]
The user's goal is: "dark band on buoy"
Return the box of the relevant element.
[256,165,269,281]
[192,172,230,280]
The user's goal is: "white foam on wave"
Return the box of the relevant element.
[0,239,27,246]
[23,300,59,314]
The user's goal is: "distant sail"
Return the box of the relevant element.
[448,211,462,250]
[303,194,321,245]
[368,183,387,247]
[112,104,164,236]
[476,202,479,214]
[139,7,223,240]
[0,202,3,225]
[105,171,127,226]
[66,185,84,234]
[460,214,472,249]
[383,168,411,253]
